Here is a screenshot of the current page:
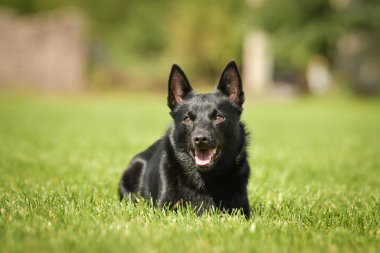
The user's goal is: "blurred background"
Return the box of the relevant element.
[0,0,379,96]
[1,3,379,251]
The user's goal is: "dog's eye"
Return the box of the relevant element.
[215,114,225,123]
[182,116,192,125]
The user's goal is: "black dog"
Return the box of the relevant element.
[118,60,250,218]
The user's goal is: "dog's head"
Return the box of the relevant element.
[167,60,245,172]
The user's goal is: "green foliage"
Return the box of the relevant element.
[2,0,379,82]
[0,94,380,252]
[250,0,380,67]
[0,0,247,79]
[167,0,245,76]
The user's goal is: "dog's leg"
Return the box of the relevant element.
[118,158,146,201]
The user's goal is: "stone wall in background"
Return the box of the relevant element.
[0,8,86,92]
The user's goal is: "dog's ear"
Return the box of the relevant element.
[216,60,244,107]
[168,64,193,110]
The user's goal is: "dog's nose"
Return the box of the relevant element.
[194,135,209,147]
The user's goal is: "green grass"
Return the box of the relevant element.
[0,93,379,253]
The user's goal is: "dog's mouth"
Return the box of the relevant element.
[193,148,218,169]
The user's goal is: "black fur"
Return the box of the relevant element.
[118,60,251,218]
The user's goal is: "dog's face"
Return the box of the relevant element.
[167,61,245,172]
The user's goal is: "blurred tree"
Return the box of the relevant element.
[167,0,245,79]
[0,0,246,86]
[250,0,380,94]
[251,0,380,66]
[1,0,378,93]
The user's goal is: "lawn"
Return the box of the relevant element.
[0,93,379,253]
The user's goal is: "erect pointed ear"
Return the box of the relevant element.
[167,64,194,110]
[216,60,244,108]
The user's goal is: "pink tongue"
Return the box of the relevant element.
[195,149,214,166]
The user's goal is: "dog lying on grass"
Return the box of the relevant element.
[118,60,251,218]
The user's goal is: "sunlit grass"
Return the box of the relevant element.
[0,94,379,253]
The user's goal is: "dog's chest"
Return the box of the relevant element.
[172,184,215,211]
